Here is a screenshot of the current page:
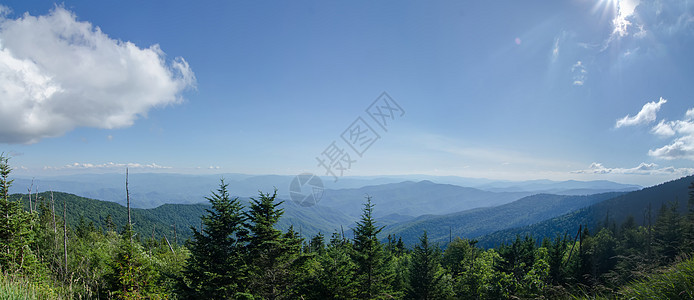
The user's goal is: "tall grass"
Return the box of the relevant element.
[0,273,63,300]
[622,256,694,299]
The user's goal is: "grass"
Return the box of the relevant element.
[0,273,63,300]
[621,256,694,300]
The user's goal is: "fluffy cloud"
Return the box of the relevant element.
[572,162,693,175]
[615,97,666,128]
[613,0,641,37]
[0,6,195,144]
[647,105,694,160]
[651,120,676,136]
[44,162,171,170]
[649,135,694,160]
[615,97,694,160]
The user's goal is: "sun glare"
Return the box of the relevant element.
[592,0,619,24]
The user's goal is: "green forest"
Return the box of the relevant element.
[2,154,694,299]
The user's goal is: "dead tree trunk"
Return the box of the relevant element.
[28,179,34,213]
[63,196,68,277]
[51,190,56,234]
[126,168,132,243]
[173,223,177,245]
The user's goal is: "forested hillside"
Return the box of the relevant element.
[2,154,694,299]
[478,175,694,248]
[384,192,625,246]
[11,191,354,244]
[320,180,532,218]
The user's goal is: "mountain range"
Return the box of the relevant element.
[7,173,657,247]
[10,173,641,209]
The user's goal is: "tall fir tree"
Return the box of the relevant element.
[352,196,394,299]
[181,179,249,298]
[653,202,683,263]
[407,231,449,300]
[245,189,299,299]
[0,153,38,274]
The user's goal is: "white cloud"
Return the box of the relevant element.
[613,0,641,37]
[571,61,586,86]
[651,120,675,136]
[552,37,560,61]
[614,98,694,160]
[649,135,694,160]
[0,6,195,144]
[615,97,666,128]
[646,105,694,160]
[572,162,693,175]
[687,108,694,120]
[44,162,171,170]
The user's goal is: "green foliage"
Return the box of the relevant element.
[301,242,358,299]
[0,273,62,300]
[2,153,694,300]
[406,231,452,299]
[479,175,694,248]
[352,196,395,299]
[244,189,305,299]
[622,256,694,299]
[0,154,41,277]
[654,202,683,263]
[182,179,248,298]
[386,192,623,246]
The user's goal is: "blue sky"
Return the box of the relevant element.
[1,0,693,186]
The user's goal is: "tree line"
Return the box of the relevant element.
[1,153,693,299]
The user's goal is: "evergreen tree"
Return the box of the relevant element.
[352,196,394,299]
[497,235,536,292]
[181,179,248,298]
[304,238,358,299]
[309,232,325,254]
[0,153,39,274]
[654,202,683,263]
[106,235,163,299]
[407,231,449,299]
[546,234,568,285]
[245,189,298,299]
[443,237,477,277]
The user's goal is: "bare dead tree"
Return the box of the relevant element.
[63,195,68,277]
[164,234,175,254]
[51,190,57,234]
[28,178,34,213]
[173,223,177,245]
[126,168,132,243]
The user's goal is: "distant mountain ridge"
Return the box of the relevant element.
[473,179,641,195]
[382,192,625,246]
[476,175,694,248]
[320,180,533,219]
[10,173,641,210]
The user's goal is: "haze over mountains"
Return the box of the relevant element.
[10,173,641,209]
[8,172,647,244]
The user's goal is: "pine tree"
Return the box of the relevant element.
[0,153,38,274]
[653,202,683,263]
[352,196,394,299]
[407,231,448,300]
[315,239,358,299]
[309,232,325,254]
[181,179,248,298]
[245,189,299,299]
